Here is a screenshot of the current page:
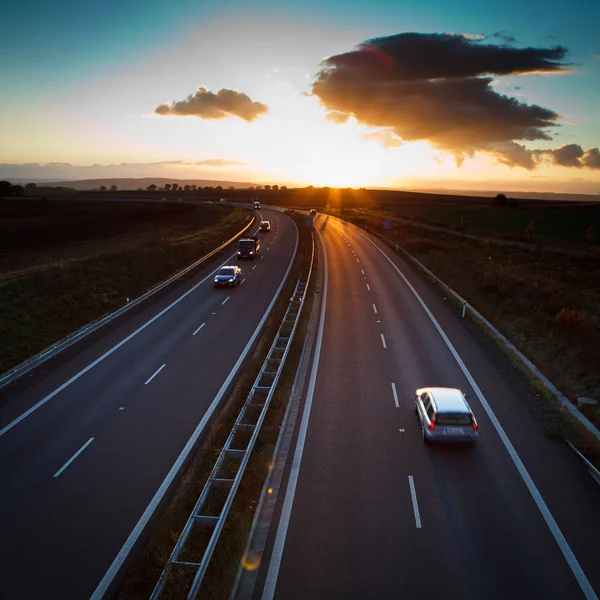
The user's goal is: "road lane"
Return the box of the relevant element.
[0,209,297,599]
[256,214,600,600]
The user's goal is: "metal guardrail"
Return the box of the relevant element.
[150,232,315,600]
[0,214,256,390]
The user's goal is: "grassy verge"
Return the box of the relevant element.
[115,211,314,599]
[0,201,249,373]
[334,210,600,461]
[340,204,600,248]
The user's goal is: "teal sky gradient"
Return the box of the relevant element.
[1,0,599,191]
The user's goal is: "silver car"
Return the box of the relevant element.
[415,387,478,444]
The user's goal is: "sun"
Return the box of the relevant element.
[297,145,385,188]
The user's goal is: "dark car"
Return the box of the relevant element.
[309,208,317,215]
[214,265,242,288]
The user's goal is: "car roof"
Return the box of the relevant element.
[419,387,469,412]
[219,265,237,271]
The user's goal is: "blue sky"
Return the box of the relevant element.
[1,0,599,191]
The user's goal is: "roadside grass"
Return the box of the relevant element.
[0,202,249,373]
[338,211,600,435]
[342,204,600,247]
[115,212,314,599]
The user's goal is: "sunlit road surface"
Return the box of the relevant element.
[255,213,600,600]
[0,210,296,599]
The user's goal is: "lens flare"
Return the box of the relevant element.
[241,551,262,571]
[267,487,273,495]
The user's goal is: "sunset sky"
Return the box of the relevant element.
[1,0,599,193]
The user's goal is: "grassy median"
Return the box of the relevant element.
[0,199,249,373]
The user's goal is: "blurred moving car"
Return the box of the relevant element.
[214,265,242,288]
[309,208,317,215]
[259,220,271,232]
[415,387,478,444]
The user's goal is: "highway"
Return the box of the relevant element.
[253,213,600,600]
[0,208,297,599]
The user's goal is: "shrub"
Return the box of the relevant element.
[556,308,586,333]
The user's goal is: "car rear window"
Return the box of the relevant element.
[220,267,235,275]
[436,413,471,426]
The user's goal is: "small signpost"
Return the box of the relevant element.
[307,216,314,228]
[383,219,391,230]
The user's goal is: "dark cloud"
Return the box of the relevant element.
[493,31,517,45]
[535,145,600,169]
[194,159,248,167]
[311,32,581,168]
[325,111,350,124]
[360,131,403,148]
[156,86,268,121]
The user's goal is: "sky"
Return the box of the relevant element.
[1,0,599,193]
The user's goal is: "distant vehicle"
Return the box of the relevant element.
[415,387,478,444]
[237,235,260,259]
[162,197,168,201]
[309,208,317,215]
[253,201,261,209]
[214,265,242,288]
[207,200,213,205]
[220,198,227,202]
[259,220,271,232]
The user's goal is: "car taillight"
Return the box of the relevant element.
[428,413,437,431]
[470,413,478,431]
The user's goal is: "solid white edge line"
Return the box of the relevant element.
[372,304,378,314]
[89,215,299,600]
[391,382,399,408]
[408,476,422,529]
[356,227,598,600]
[261,228,328,600]
[222,296,230,306]
[0,246,243,439]
[53,438,95,478]
[144,364,166,385]
[380,334,387,349]
[193,323,206,336]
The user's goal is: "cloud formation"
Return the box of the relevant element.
[0,160,252,181]
[535,144,600,169]
[310,32,600,169]
[156,87,268,121]
[361,130,403,148]
[325,111,350,124]
[195,159,248,167]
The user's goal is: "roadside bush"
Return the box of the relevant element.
[404,237,447,254]
[555,308,586,333]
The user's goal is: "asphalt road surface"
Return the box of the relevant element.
[254,213,600,600]
[0,208,297,599]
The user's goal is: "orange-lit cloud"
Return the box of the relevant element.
[156,86,268,121]
[309,32,597,169]
[360,130,403,148]
[194,159,248,167]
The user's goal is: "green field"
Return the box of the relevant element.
[361,204,600,247]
